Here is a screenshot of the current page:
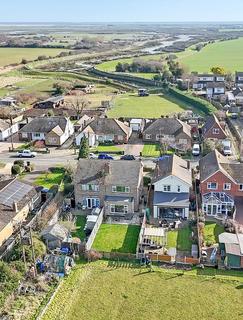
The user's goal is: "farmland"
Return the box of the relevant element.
[42,260,243,320]
[0,48,69,67]
[108,93,198,118]
[177,37,243,72]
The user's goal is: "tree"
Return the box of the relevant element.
[78,136,89,159]
[53,82,71,95]
[11,164,21,175]
[71,95,88,119]
[210,66,226,75]
[21,58,28,64]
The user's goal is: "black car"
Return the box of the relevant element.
[120,154,136,160]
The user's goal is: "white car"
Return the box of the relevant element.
[192,144,200,156]
[223,145,232,156]
[89,152,98,159]
[17,150,37,158]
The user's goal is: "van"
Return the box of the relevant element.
[192,144,200,156]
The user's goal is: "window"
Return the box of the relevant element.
[81,184,99,191]
[223,183,231,190]
[110,204,128,214]
[239,184,243,191]
[179,139,187,145]
[163,185,171,192]
[145,134,151,140]
[207,182,217,190]
[117,135,123,141]
[212,128,220,135]
[34,133,41,137]
[177,186,181,192]
[112,186,130,193]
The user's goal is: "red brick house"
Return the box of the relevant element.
[202,114,227,140]
[199,150,243,218]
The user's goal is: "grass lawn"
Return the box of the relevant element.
[142,143,160,157]
[108,93,196,118]
[91,145,123,153]
[177,37,243,72]
[166,225,192,251]
[204,221,225,246]
[92,224,140,253]
[34,167,65,189]
[42,260,243,320]
[72,216,86,241]
[0,47,68,67]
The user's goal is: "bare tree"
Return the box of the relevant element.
[71,94,89,119]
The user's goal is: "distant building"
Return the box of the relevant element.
[33,96,65,109]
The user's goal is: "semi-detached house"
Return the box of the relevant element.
[199,150,243,218]
[74,159,143,217]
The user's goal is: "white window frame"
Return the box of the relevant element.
[81,184,99,191]
[145,134,152,140]
[223,183,231,191]
[239,184,243,191]
[177,186,181,193]
[207,182,218,190]
[112,186,130,193]
[110,204,128,214]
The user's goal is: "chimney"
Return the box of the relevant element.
[12,201,18,213]
[104,162,111,175]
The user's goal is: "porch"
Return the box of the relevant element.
[202,192,234,218]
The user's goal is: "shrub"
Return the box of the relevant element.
[64,183,74,195]
[11,164,21,175]
[143,176,151,187]
[13,160,24,167]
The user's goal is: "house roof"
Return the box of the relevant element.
[236,72,243,77]
[202,114,226,136]
[50,125,64,136]
[219,232,243,255]
[199,150,231,182]
[75,115,92,126]
[0,119,9,132]
[198,74,215,77]
[38,95,64,104]
[199,150,243,183]
[206,82,225,88]
[153,191,190,207]
[85,118,131,136]
[143,118,191,138]
[19,116,68,134]
[0,178,38,233]
[153,154,192,186]
[41,223,69,241]
[75,159,143,187]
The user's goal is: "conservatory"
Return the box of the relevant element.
[202,192,234,217]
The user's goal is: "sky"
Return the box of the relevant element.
[2,0,243,23]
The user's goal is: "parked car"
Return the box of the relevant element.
[89,152,98,159]
[120,154,136,160]
[17,150,37,158]
[153,155,170,163]
[98,153,114,160]
[230,113,238,119]
[192,144,200,156]
[223,145,232,156]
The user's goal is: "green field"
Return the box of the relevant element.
[92,224,140,253]
[0,47,68,67]
[166,226,192,251]
[35,167,65,189]
[204,222,224,246]
[108,93,195,118]
[177,37,243,72]
[42,260,243,320]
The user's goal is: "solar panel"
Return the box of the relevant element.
[0,180,33,208]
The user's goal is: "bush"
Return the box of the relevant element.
[168,87,217,115]
[64,183,74,195]
[143,176,151,187]
[13,160,24,167]
[11,164,21,175]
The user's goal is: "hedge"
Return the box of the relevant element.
[168,87,217,115]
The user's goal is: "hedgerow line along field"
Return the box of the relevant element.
[41,260,243,320]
